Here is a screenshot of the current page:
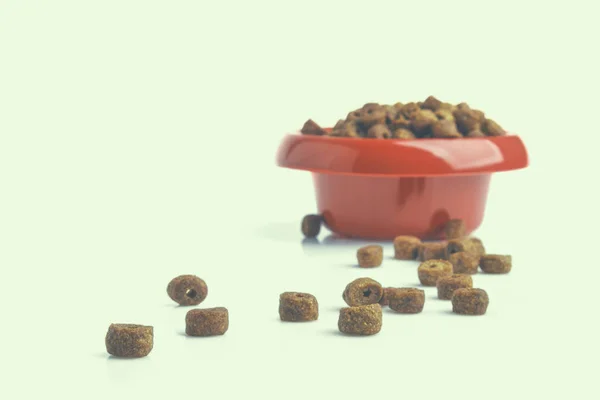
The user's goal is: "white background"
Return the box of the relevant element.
[1,1,598,399]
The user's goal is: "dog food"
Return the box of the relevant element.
[185,307,229,336]
[300,96,506,139]
[480,255,512,274]
[388,288,425,313]
[468,237,486,258]
[448,252,479,274]
[357,245,383,268]
[444,219,466,240]
[418,260,453,286]
[342,277,383,306]
[378,287,397,307]
[167,275,208,306]
[338,304,383,336]
[419,242,448,261]
[105,324,153,358]
[452,288,489,315]
[446,239,478,259]
[393,235,421,260]
[301,214,322,238]
[279,292,319,322]
[437,274,473,300]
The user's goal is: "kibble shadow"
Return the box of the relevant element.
[326,329,377,337]
[106,355,148,361]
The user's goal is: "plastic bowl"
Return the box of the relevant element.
[276,131,529,240]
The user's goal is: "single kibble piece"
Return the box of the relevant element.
[300,119,327,136]
[167,275,208,306]
[418,260,453,286]
[392,128,416,139]
[388,288,425,313]
[357,245,383,268]
[338,304,382,336]
[444,219,466,240]
[468,237,486,257]
[394,235,422,260]
[449,252,479,274]
[452,288,489,315]
[432,120,462,138]
[279,292,319,322]
[301,214,322,238]
[105,324,153,358]
[422,95,442,111]
[446,239,478,259]
[411,109,439,135]
[435,109,454,121]
[378,287,398,307]
[400,102,421,119]
[482,119,506,136]
[437,274,473,300]
[356,103,387,127]
[343,277,383,306]
[480,255,512,274]
[419,242,448,261]
[367,123,391,139]
[453,108,481,134]
[186,307,229,336]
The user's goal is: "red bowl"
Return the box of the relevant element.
[276,131,529,240]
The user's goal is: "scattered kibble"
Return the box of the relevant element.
[393,235,422,260]
[418,259,453,286]
[301,214,322,238]
[357,245,383,268]
[444,219,466,240]
[437,274,473,300]
[448,252,479,274]
[446,238,478,259]
[419,242,448,261]
[185,307,229,336]
[105,324,153,358]
[338,304,382,336]
[378,287,395,307]
[167,275,208,306]
[468,237,486,258]
[452,288,489,315]
[279,292,319,322]
[480,255,512,274]
[388,288,425,313]
[342,277,383,306]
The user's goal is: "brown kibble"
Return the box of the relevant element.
[435,109,454,121]
[466,129,486,138]
[432,120,462,138]
[186,307,229,336]
[480,255,512,274]
[330,120,361,138]
[446,238,478,259]
[439,102,456,111]
[357,245,383,268]
[482,119,506,136]
[468,237,486,257]
[452,288,489,315]
[392,128,416,139]
[338,304,382,336]
[167,275,208,306]
[105,324,153,358]
[418,259,453,286]
[418,241,448,261]
[388,288,425,313]
[422,95,442,111]
[411,109,438,135]
[448,252,479,274]
[342,277,383,306]
[300,119,327,136]
[453,108,481,134]
[444,219,466,240]
[437,274,473,300]
[356,103,387,128]
[301,214,322,238]
[367,123,391,139]
[378,287,395,307]
[279,292,319,322]
[393,235,421,260]
[400,102,421,119]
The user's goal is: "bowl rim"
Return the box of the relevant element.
[276,131,529,177]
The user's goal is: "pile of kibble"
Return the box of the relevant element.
[300,96,506,139]
[301,215,511,335]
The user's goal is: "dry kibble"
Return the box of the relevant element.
[105,324,153,358]
[432,120,462,138]
[357,245,383,268]
[342,277,383,306]
[400,102,421,119]
[389,114,412,130]
[411,109,438,135]
[452,288,489,315]
[338,304,382,336]
[167,275,208,306]
[449,252,479,274]
[419,242,448,261]
[446,238,478,259]
[422,95,442,111]
[300,119,327,136]
[279,292,319,322]
[357,103,387,127]
[186,307,229,336]
[378,287,394,307]
[480,255,512,274]
[330,120,361,138]
[466,129,486,138]
[468,237,486,257]
[482,119,506,136]
[301,214,322,238]
[367,123,391,139]
[435,109,455,121]
[393,235,422,260]
[418,259,453,286]
[388,288,425,313]
[453,108,481,134]
[437,274,473,300]
[392,128,416,139]
[444,219,466,240]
